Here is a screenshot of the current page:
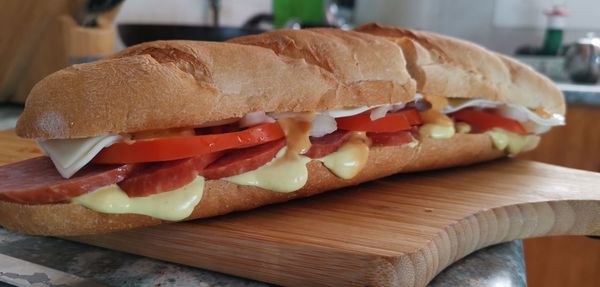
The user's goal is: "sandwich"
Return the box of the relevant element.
[0,25,565,236]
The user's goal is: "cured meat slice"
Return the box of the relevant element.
[203,139,286,180]
[368,130,415,146]
[304,130,353,159]
[118,152,222,197]
[0,157,133,204]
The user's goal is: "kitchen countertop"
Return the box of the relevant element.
[557,83,600,106]
[0,228,526,287]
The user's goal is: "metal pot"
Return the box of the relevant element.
[118,24,265,45]
[564,33,600,84]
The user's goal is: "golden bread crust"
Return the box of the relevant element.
[355,23,565,115]
[17,31,415,139]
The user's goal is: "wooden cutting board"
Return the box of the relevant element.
[0,130,599,287]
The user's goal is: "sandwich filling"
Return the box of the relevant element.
[0,96,564,221]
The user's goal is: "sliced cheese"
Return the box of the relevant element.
[486,128,540,156]
[224,148,311,193]
[38,135,123,179]
[72,176,205,221]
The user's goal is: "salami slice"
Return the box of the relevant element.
[118,152,223,197]
[368,130,415,146]
[0,157,133,204]
[304,130,353,158]
[203,139,286,180]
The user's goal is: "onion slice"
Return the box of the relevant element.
[240,111,275,128]
[310,114,337,137]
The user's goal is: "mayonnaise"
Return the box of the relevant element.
[72,177,205,221]
[224,148,311,193]
[317,133,370,179]
[486,128,540,155]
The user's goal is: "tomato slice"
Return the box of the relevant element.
[93,123,285,164]
[450,108,528,135]
[336,108,422,133]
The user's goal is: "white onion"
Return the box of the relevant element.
[443,99,500,114]
[239,111,275,128]
[497,105,529,122]
[390,102,407,112]
[310,114,337,137]
[370,105,392,121]
[369,102,409,120]
[443,99,565,134]
[505,104,565,127]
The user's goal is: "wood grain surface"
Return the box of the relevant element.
[0,129,598,287]
[518,104,600,287]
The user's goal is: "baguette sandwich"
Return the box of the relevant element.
[0,25,565,236]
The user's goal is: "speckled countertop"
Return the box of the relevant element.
[0,228,525,287]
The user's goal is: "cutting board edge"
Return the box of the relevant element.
[66,199,599,287]
[397,199,600,287]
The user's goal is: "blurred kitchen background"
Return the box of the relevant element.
[1,1,599,286]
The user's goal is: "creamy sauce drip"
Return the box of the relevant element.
[72,177,205,221]
[317,132,370,179]
[486,128,540,156]
[419,95,456,139]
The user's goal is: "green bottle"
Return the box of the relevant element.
[273,0,326,28]
[542,6,567,56]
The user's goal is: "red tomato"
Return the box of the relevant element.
[93,123,285,164]
[450,108,528,135]
[336,108,422,133]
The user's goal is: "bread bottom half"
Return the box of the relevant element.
[0,134,504,236]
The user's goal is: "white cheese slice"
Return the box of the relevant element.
[38,135,123,179]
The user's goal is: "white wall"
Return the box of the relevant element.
[116,0,271,26]
[114,0,271,49]
[354,0,600,55]
[114,0,600,55]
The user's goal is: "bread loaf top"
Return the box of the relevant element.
[17,26,563,139]
[16,29,416,139]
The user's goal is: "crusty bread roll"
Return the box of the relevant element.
[355,23,565,115]
[0,134,502,236]
[2,25,563,236]
[16,29,415,139]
